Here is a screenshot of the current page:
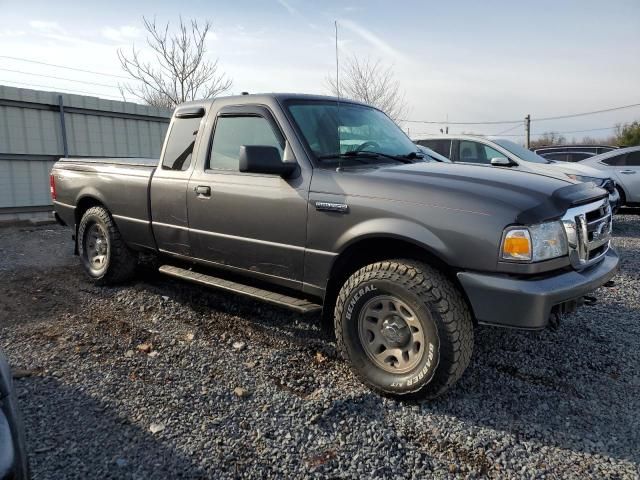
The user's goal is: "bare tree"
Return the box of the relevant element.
[118,17,232,108]
[530,131,568,149]
[326,55,407,122]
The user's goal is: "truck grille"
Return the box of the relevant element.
[562,198,612,269]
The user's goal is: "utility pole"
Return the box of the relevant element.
[524,114,531,148]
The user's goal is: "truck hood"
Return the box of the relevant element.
[313,161,608,224]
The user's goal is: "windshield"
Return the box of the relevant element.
[491,138,551,164]
[287,101,419,163]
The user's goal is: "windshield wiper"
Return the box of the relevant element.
[363,150,427,164]
[317,150,421,164]
[316,151,375,164]
[402,151,426,161]
[317,151,374,160]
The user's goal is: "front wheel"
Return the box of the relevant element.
[334,260,474,399]
[77,206,137,285]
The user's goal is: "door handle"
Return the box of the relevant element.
[620,170,636,174]
[194,185,211,196]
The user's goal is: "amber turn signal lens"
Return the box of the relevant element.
[501,229,532,261]
[504,236,529,254]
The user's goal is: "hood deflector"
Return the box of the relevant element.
[516,182,608,224]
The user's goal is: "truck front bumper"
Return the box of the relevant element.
[457,249,619,330]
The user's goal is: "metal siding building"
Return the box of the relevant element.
[0,85,171,221]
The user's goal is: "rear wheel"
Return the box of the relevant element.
[334,260,474,399]
[77,206,137,284]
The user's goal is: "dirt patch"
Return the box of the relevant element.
[0,266,85,327]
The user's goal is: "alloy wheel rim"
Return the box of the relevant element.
[357,295,426,374]
[85,223,108,273]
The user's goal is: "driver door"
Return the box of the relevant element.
[186,106,308,289]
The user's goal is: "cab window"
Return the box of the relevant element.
[208,116,283,171]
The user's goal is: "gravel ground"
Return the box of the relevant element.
[1,211,639,479]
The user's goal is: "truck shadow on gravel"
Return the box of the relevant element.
[135,269,639,467]
[134,267,333,348]
[14,376,206,479]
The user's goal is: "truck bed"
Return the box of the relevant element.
[51,157,157,250]
[56,157,158,167]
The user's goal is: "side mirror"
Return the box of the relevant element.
[490,157,514,167]
[239,145,296,177]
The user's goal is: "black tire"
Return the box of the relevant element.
[77,206,137,285]
[615,186,626,210]
[334,260,473,399]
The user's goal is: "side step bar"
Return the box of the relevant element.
[158,265,322,314]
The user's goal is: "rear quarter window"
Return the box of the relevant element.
[162,117,202,171]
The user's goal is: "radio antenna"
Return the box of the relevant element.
[335,20,340,98]
[334,20,343,171]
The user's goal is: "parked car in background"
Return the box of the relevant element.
[414,135,620,209]
[0,351,29,480]
[540,151,597,163]
[415,144,451,162]
[578,146,640,207]
[533,145,618,156]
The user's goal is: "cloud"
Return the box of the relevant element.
[101,25,141,43]
[338,19,412,63]
[27,19,118,49]
[0,29,26,38]
[29,20,66,35]
[276,0,297,15]
[275,0,322,31]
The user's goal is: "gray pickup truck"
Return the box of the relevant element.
[51,93,619,399]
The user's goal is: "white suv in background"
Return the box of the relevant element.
[415,135,620,209]
[578,146,640,207]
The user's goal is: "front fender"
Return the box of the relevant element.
[333,217,453,263]
[302,215,457,297]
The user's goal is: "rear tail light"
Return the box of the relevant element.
[50,174,57,200]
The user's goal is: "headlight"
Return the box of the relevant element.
[501,221,568,262]
[566,174,605,187]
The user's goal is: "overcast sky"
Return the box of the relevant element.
[1,0,639,140]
